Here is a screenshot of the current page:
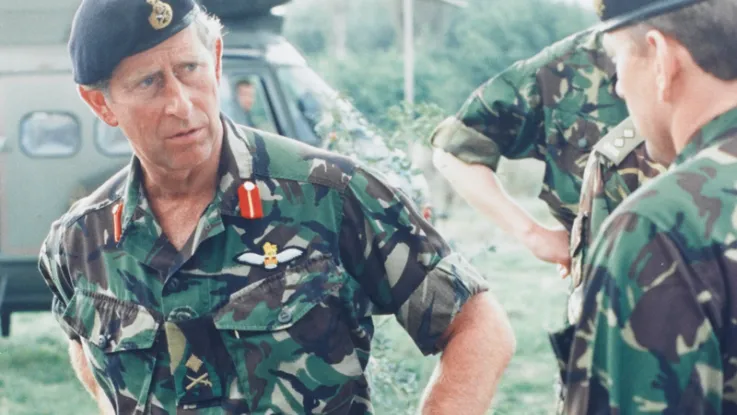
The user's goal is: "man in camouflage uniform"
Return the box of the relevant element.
[564,117,666,323]
[555,0,737,412]
[37,0,516,414]
[430,28,628,273]
[552,117,666,413]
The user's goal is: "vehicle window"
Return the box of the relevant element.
[275,66,328,146]
[95,120,132,156]
[275,65,374,147]
[220,73,278,134]
[20,112,80,157]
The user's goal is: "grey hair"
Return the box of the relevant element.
[627,0,737,80]
[83,6,223,94]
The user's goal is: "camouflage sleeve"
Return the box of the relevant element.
[429,59,543,171]
[565,211,723,413]
[38,221,79,341]
[339,166,489,355]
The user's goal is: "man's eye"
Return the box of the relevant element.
[139,76,155,88]
[184,63,198,72]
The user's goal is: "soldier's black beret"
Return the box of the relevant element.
[595,0,707,32]
[69,0,198,85]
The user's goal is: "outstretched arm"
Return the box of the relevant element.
[433,149,570,269]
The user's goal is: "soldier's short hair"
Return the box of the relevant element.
[628,0,737,80]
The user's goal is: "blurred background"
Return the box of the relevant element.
[0,0,600,413]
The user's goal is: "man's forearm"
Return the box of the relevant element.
[69,339,113,414]
[418,292,516,414]
[433,149,572,268]
[69,339,97,396]
[432,149,539,240]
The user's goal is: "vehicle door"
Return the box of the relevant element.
[0,72,129,257]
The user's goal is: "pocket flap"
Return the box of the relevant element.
[62,290,161,353]
[214,256,344,332]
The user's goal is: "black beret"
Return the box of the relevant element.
[69,0,198,85]
[594,0,707,32]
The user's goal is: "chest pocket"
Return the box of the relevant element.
[214,255,365,414]
[61,290,161,415]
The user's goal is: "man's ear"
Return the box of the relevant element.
[77,85,118,126]
[647,30,679,103]
[214,37,223,84]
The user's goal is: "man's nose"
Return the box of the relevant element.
[163,78,193,118]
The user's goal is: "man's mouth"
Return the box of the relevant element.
[169,127,203,139]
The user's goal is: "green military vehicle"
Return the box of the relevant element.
[0,0,431,336]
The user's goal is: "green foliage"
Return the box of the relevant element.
[283,0,598,128]
[316,99,445,209]
[382,101,448,149]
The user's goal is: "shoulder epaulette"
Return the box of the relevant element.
[593,117,645,165]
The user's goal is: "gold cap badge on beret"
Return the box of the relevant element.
[594,0,606,17]
[147,0,173,30]
[594,0,706,33]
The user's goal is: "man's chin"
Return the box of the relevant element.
[159,143,216,171]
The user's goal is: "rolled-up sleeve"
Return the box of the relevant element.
[339,166,489,355]
[430,59,544,171]
[38,221,78,341]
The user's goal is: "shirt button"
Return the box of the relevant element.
[277,308,292,324]
[98,333,109,348]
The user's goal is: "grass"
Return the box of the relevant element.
[0,195,569,415]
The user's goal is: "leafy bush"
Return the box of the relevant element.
[283,0,598,128]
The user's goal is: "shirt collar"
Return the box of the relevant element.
[673,105,737,167]
[117,113,256,235]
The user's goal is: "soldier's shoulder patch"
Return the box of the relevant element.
[593,117,645,165]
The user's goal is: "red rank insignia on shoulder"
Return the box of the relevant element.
[238,181,264,219]
[112,202,123,243]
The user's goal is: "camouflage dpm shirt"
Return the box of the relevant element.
[557,106,737,413]
[38,116,488,414]
[550,118,666,414]
[566,117,666,323]
[430,29,627,230]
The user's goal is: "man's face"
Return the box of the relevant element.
[85,25,223,173]
[237,84,255,112]
[603,29,674,164]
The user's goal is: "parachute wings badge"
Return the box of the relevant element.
[236,242,304,269]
